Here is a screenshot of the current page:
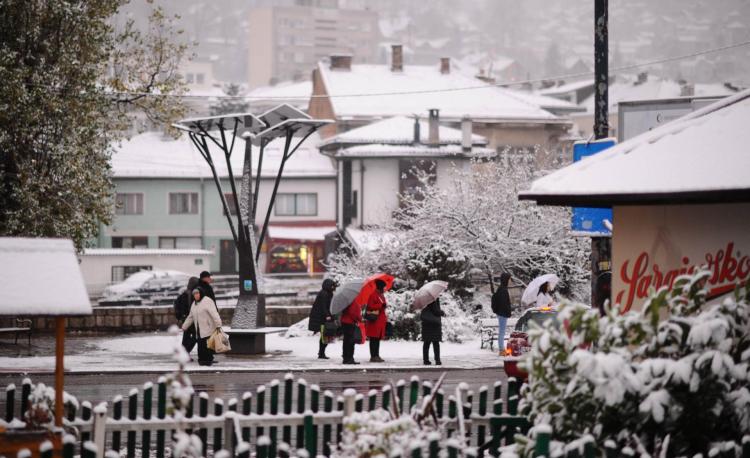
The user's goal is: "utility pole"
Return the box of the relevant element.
[592,0,612,309]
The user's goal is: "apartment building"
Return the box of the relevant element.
[247,2,379,87]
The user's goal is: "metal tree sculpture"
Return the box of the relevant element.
[173,105,331,330]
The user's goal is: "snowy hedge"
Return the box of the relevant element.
[385,289,478,343]
[512,272,750,457]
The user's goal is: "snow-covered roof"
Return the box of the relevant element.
[317,62,564,123]
[267,225,336,242]
[0,238,92,316]
[330,144,496,159]
[507,91,585,114]
[577,75,741,114]
[344,228,397,253]
[538,79,595,96]
[112,131,336,179]
[82,248,213,257]
[519,89,750,206]
[247,81,312,110]
[319,116,487,147]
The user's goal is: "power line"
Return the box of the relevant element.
[28,39,750,101]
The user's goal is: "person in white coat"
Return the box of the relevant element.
[535,282,555,308]
[182,287,222,366]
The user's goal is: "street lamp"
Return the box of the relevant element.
[173,104,332,353]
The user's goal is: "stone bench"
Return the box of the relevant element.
[224,327,287,354]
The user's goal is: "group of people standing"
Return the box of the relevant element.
[174,271,223,366]
[308,279,444,365]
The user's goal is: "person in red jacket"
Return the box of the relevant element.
[340,299,363,365]
[365,279,388,362]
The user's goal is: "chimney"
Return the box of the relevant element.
[413,116,421,144]
[440,57,450,74]
[680,81,695,97]
[391,44,403,72]
[330,54,352,71]
[428,109,439,146]
[461,116,472,152]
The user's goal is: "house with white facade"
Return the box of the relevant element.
[318,112,493,241]
[85,131,336,292]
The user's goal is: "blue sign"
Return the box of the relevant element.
[243,280,253,291]
[571,139,615,236]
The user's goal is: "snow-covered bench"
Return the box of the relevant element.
[0,318,32,345]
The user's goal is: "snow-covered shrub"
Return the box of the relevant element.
[385,290,477,342]
[404,241,471,293]
[514,272,750,457]
[165,325,203,458]
[332,409,437,458]
[22,382,78,430]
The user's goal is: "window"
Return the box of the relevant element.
[196,73,205,84]
[111,265,152,283]
[275,193,317,216]
[223,193,239,215]
[115,193,144,215]
[111,236,148,249]
[399,160,436,206]
[185,73,194,83]
[159,237,202,249]
[169,192,199,214]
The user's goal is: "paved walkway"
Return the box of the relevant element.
[0,331,502,375]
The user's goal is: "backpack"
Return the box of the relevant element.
[173,291,190,322]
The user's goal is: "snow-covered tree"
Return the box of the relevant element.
[513,273,750,457]
[327,155,590,300]
[0,1,190,250]
[210,83,249,116]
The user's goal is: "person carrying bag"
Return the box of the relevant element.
[182,287,223,366]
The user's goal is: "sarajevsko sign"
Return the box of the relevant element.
[612,203,750,312]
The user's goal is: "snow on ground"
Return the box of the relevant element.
[0,331,502,374]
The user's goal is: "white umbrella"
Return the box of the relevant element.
[330,278,365,315]
[521,274,560,306]
[411,280,449,311]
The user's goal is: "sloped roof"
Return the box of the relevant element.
[577,75,741,114]
[317,62,565,123]
[329,143,495,159]
[112,131,336,179]
[0,238,92,316]
[319,116,487,147]
[519,89,750,206]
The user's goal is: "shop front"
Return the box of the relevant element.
[265,225,336,274]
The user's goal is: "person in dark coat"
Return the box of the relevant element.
[491,273,512,354]
[308,278,336,359]
[421,298,445,365]
[175,276,200,355]
[198,271,216,303]
[340,301,363,365]
[365,279,387,362]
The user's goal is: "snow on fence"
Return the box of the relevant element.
[2,374,529,457]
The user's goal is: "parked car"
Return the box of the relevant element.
[101,270,189,301]
[503,306,558,380]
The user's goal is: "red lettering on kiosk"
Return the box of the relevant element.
[616,242,750,312]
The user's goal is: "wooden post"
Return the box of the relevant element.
[436,389,444,418]
[396,380,406,414]
[478,386,488,455]
[304,411,316,457]
[54,317,65,427]
[156,377,167,458]
[382,385,391,411]
[5,383,15,422]
[296,378,307,449]
[323,390,334,457]
[92,402,107,458]
[367,389,377,411]
[283,374,293,445]
[142,382,153,458]
[20,378,31,421]
[269,380,279,457]
[355,393,364,413]
[409,376,420,411]
[310,384,320,451]
[198,392,209,457]
[242,392,252,443]
[213,398,224,452]
[127,389,137,458]
[223,412,235,456]
[112,395,122,452]
[81,401,92,446]
[256,385,266,440]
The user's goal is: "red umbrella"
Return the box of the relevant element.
[352,273,394,306]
